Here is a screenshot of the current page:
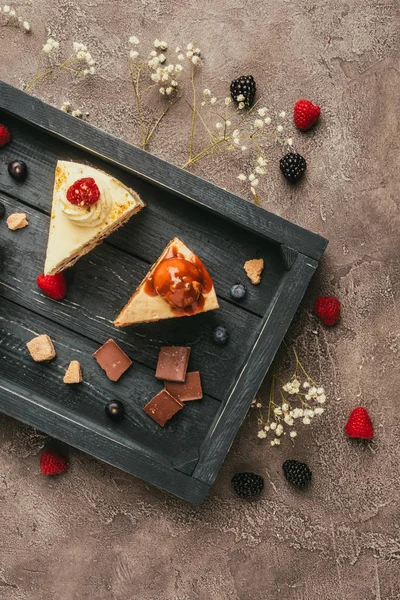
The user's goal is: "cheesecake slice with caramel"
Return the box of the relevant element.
[114,238,219,326]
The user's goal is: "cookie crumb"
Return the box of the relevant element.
[63,360,82,384]
[7,212,28,230]
[244,259,264,285]
[27,334,56,362]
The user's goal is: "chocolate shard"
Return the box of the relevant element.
[143,389,184,427]
[93,338,132,382]
[155,346,191,382]
[165,372,203,402]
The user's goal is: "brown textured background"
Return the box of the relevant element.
[1,1,400,599]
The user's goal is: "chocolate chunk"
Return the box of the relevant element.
[143,389,184,427]
[93,339,132,382]
[155,346,191,382]
[165,372,203,402]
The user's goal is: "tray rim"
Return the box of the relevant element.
[0,81,328,503]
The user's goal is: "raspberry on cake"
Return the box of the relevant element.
[44,161,145,275]
[115,238,219,326]
[27,334,56,362]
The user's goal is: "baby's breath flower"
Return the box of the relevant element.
[274,438,281,445]
[317,387,324,395]
[277,125,284,133]
[255,166,266,175]
[254,118,264,129]
[159,87,165,95]
[251,179,259,187]
[210,97,217,105]
[9,8,15,16]
[317,394,326,404]
[257,430,267,439]
[130,49,139,60]
[165,86,173,95]
[71,109,82,118]
[153,39,161,48]
[23,21,31,31]
[282,403,289,412]
[314,407,324,415]
[158,53,166,64]
[175,64,183,72]
[215,122,224,130]
[279,110,286,118]
[238,102,245,110]
[129,35,140,45]
[232,129,240,138]
[303,416,311,425]
[60,101,71,112]
[149,50,157,57]
[303,381,310,389]
[175,46,181,53]
[290,431,297,438]
[236,94,245,102]
[151,73,161,82]
[194,47,201,55]
[160,41,167,50]
[177,53,185,61]
[264,117,271,125]
[203,89,211,96]
[284,415,294,426]
[186,42,194,50]
[257,156,267,166]
[276,424,284,436]
[248,173,256,182]
[241,145,247,151]
[3,5,10,13]
[258,107,267,117]
[192,55,201,65]
[274,407,283,416]
[256,402,262,408]
[161,72,169,81]
[226,120,231,127]
[270,422,277,431]
[238,174,247,181]
[264,424,270,431]
[225,97,231,105]
[170,79,178,87]
[309,387,317,396]
[287,137,293,146]
[186,50,194,58]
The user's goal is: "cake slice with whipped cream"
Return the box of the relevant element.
[44,161,144,275]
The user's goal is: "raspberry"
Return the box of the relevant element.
[232,472,264,498]
[315,296,341,326]
[293,99,320,131]
[66,177,100,206]
[0,124,11,147]
[36,273,67,300]
[40,449,68,476]
[345,407,374,439]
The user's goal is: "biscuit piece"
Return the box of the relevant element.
[27,334,56,362]
[63,360,82,384]
[244,259,264,285]
[7,212,28,230]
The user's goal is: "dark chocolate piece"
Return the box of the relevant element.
[155,346,191,382]
[143,389,184,427]
[165,371,203,402]
[93,339,132,382]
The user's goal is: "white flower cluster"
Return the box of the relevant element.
[0,5,30,31]
[237,156,267,194]
[73,42,95,75]
[256,377,327,445]
[129,36,183,96]
[42,38,59,54]
[185,42,201,65]
[60,101,83,118]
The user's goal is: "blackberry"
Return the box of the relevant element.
[282,460,312,488]
[212,325,229,345]
[230,283,246,301]
[230,75,256,107]
[105,400,124,420]
[232,472,264,499]
[279,153,307,183]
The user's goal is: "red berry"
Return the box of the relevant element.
[0,124,11,147]
[66,177,100,206]
[36,272,67,300]
[40,449,68,476]
[293,99,320,131]
[315,296,341,326]
[345,407,374,440]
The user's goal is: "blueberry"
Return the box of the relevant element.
[212,326,229,345]
[230,283,246,300]
[105,400,124,420]
[0,202,5,219]
[8,160,28,182]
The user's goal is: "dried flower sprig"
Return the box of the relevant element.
[23,41,95,93]
[252,346,326,445]
[128,36,184,150]
[0,5,30,32]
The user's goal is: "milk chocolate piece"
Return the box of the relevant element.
[155,346,191,382]
[165,371,203,402]
[93,339,132,382]
[143,389,184,427]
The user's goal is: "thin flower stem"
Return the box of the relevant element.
[130,64,146,148]
[292,346,318,385]
[181,137,226,169]
[23,57,77,92]
[144,94,182,149]
[188,64,196,160]
[251,187,260,206]
[182,98,215,143]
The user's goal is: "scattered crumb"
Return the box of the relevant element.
[63,360,82,384]
[7,212,28,230]
[26,334,56,362]
[244,259,264,285]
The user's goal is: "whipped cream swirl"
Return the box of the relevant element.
[59,182,112,227]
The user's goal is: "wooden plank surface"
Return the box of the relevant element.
[0,112,283,317]
[193,253,319,485]
[0,298,220,466]
[0,81,328,261]
[0,193,262,402]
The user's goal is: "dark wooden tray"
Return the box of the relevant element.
[0,81,327,503]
